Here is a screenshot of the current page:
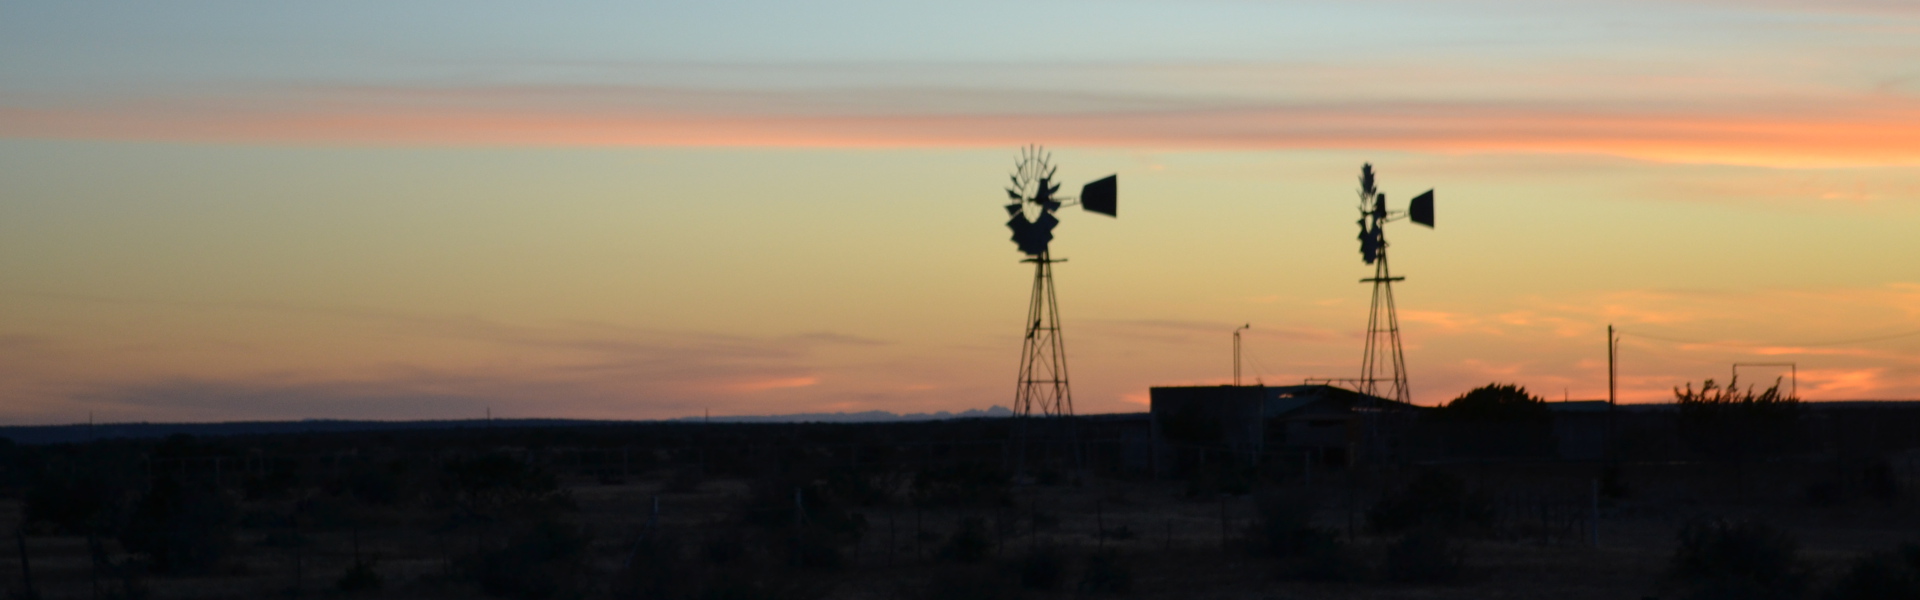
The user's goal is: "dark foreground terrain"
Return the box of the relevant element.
[3,410,1920,600]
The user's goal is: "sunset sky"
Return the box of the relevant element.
[4,1,1920,423]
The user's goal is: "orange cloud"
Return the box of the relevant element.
[720,376,821,393]
[6,87,1920,168]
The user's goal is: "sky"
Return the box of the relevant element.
[3,1,1920,423]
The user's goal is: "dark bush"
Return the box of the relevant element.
[1367,471,1493,535]
[1384,529,1466,584]
[789,526,847,570]
[920,566,1019,600]
[619,531,694,600]
[1249,494,1361,582]
[699,576,836,600]
[441,453,570,518]
[742,480,867,541]
[1600,464,1632,500]
[119,476,238,575]
[1184,462,1254,497]
[1016,546,1066,591]
[1433,384,1551,422]
[1675,377,1804,461]
[331,459,407,506]
[1669,517,1805,600]
[1806,459,1902,507]
[1290,534,1366,583]
[912,464,1012,508]
[664,467,705,494]
[1079,549,1133,594]
[25,469,117,534]
[1824,547,1920,600]
[335,556,381,592]
[940,517,992,564]
[467,519,592,600]
[240,458,302,501]
[1430,384,1557,457]
[1249,491,1319,556]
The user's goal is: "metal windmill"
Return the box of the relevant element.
[1353,163,1433,404]
[1001,145,1117,421]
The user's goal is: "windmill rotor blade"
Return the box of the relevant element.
[1079,174,1117,217]
[1409,189,1435,227]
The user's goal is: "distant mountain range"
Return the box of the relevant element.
[0,406,1017,445]
[671,405,1014,424]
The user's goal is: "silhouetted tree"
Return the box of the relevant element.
[1429,384,1556,457]
[1434,383,1550,422]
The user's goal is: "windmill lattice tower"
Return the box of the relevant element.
[1353,164,1433,404]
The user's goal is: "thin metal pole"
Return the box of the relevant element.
[1590,478,1601,548]
[1608,325,1618,462]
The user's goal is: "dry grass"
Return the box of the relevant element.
[2,459,1918,599]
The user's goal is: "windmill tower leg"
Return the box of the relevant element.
[1014,253,1074,473]
[1359,255,1409,465]
[1360,255,1410,404]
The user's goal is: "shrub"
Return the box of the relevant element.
[940,517,992,564]
[466,519,592,600]
[1016,546,1066,591]
[1184,462,1255,497]
[1292,533,1367,582]
[1249,492,1317,556]
[1367,471,1493,535]
[1823,544,1920,600]
[700,577,836,600]
[1431,384,1557,457]
[25,470,117,534]
[920,566,1020,600]
[1384,529,1466,584]
[1079,549,1133,594]
[664,467,705,494]
[119,476,238,575]
[440,453,571,519]
[1669,517,1805,599]
[790,526,847,570]
[1806,459,1902,507]
[335,556,381,593]
[1675,377,1803,460]
[1433,384,1550,422]
[1600,464,1632,500]
[912,464,1012,508]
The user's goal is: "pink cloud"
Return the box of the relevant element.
[720,376,821,393]
[6,84,1920,168]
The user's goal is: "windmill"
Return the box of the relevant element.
[1001,145,1117,424]
[1353,163,1433,404]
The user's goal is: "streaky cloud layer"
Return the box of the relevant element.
[5,81,1919,168]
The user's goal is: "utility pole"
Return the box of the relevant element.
[1607,325,1619,461]
[1233,324,1250,386]
[1607,324,1616,408]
